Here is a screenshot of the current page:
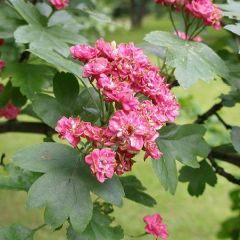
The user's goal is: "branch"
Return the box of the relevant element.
[0,120,55,136]
[214,113,232,130]
[208,155,240,185]
[211,149,240,168]
[195,102,223,124]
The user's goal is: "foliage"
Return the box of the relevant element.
[0,0,239,239]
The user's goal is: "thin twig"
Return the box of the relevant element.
[0,153,5,167]
[208,155,240,185]
[214,113,232,130]
[195,102,223,124]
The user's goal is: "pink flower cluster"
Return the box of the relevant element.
[0,84,20,120]
[175,31,202,42]
[155,0,222,30]
[56,39,179,183]
[144,214,168,240]
[49,0,68,10]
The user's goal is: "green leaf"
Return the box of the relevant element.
[0,224,34,240]
[67,207,124,240]
[218,0,240,20]
[230,189,240,211]
[152,151,178,195]
[13,143,124,232]
[29,48,84,80]
[9,0,47,26]
[32,85,101,128]
[53,72,80,107]
[0,163,40,191]
[2,63,54,99]
[13,143,79,173]
[153,124,210,194]
[28,167,93,232]
[0,5,22,39]
[179,160,217,197]
[217,216,240,240]
[14,25,85,57]
[231,127,240,153]
[120,176,156,207]
[144,31,228,87]
[0,81,27,108]
[221,90,240,107]
[158,124,210,167]
[36,3,52,18]
[32,94,65,128]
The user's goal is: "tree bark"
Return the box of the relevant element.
[130,0,148,28]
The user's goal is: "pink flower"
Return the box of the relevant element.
[108,110,148,153]
[70,44,98,62]
[144,214,168,240]
[0,101,20,120]
[55,116,85,147]
[98,77,139,111]
[49,0,68,10]
[115,150,135,175]
[95,38,117,60]
[0,59,5,71]
[83,57,111,78]
[186,0,222,29]
[85,148,116,183]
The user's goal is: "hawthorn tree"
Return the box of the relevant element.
[0,0,239,239]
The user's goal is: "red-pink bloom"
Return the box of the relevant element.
[0,101,20,120]
[83,57,111,78]
[108,110,149,153]
[49,0,68,10]
[0,59,5,71]
[85,148,116,183]
[55,116,85,147]
[97,76,139,111]
[95,38,117,60]
[115,150,135,175]
[175,31,202,42]
[144,214,168,240]
[70,44,98,62]
[0,39,4,46]
[186,0,222,29]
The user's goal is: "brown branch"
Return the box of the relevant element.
[208,155,240,185]
[0,120,55,136]
[214,113,232,130]
[195,102,223,124]
[211,149,240,168]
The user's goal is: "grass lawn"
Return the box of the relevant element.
[0,15,239,240]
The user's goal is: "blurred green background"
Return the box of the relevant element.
[0,7,239,240]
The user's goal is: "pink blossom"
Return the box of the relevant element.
[83,57,111,78]
[49,0,68,10]
[98,77,139,111]
[70,44,98,62]
[108,110,149,153]
[85,148,116,183]
[0,101,20,120]
[144,214,168,240]
[95,38,117,60]
[0,59,5,71]
[186,0,222,29]
[115,150,135,175]
[55,116,84,147]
